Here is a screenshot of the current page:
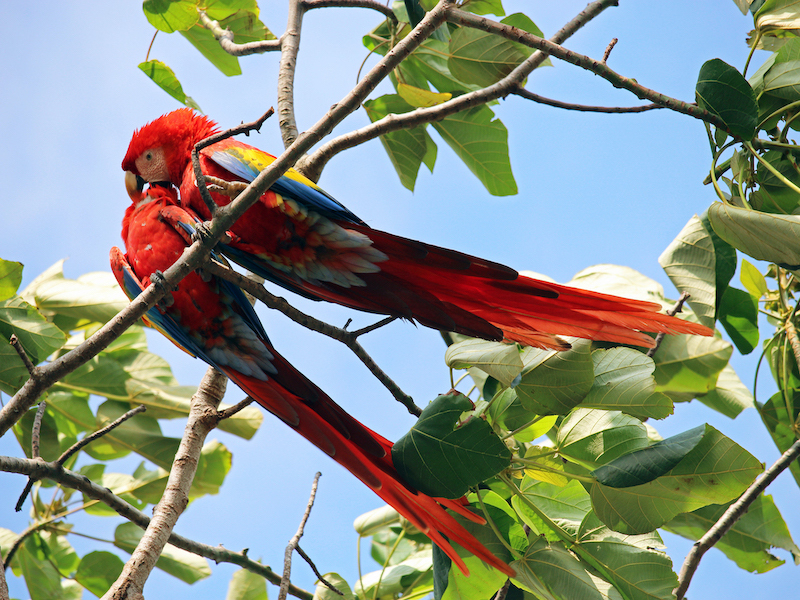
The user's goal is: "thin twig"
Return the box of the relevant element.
[646,292,691,358]
[674,438,800,599]
[303,0,397,22]
[31,401,46,460]
[216,396,255,420]
[512,87,661,113]
[202,259,420,415]
[192,108,275,217]
[0,454,313,599]
[602,37,618,63]
[295,545,343,595]
[9,334,36,375]
[279,472,322,600]
[59,405,147,466]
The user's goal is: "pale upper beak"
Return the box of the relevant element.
[124,171,146,202]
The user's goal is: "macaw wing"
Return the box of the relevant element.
[208,146,364,224]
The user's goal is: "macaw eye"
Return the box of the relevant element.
[145,151,153,161]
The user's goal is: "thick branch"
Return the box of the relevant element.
[0,454,313,599]
[674,438,800,599]
[278,0,305,148]
[103,368,227,600]
[198,10,282,56]
[202,260,421,416]
[298,0,618,179]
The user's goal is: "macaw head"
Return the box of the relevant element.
[122,108,218,195]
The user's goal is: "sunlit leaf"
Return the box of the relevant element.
[718,286,759,355]
[696,363,754,418]
[143,0,198,33]
[557,408,650,470]
[445,338,523,387]
[227,567,270,600]
[0,259,23,301]
[138,60,201,110]
[74,551,124,597]
[0,296,66,363]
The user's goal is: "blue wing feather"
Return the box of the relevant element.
[209,150,364,224]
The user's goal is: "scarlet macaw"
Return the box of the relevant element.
[122,109,711,349]
[110,182,516,577]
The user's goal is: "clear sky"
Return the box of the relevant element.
[2,1,797,598]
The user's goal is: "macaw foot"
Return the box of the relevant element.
[149,270,175,307]
[205,175,248,198]
[192,221,233,247]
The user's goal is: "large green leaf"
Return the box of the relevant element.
[16,535,82,600]
[664,493,799,573]
[510,476,592,540]
[432,105,517,196]
[659,215,717,329]
[142,0,199,33]
[363,94,437,191]
[312,573,354,600]
[557,408,650,471]
[180,26,241,76]
[226,568,270,600]
[114,522,211,583]
[758,390,800,487]
[580,348,673,420]
[447,21,528,88]
[591,425,706,488]
[355,551,433,598]
[590,425,763,533]
[696,58,758,139]
[30,268,129,325]
[0,296,66,363]
[445,338,523,387]
[707,201,800,268]
[392,392,511,498]
[696,363,754,418]
[515,339,594,415]
[718,286,759,355]
[74,551,124,597]
[138,60,201,111]
[512,537,618,600]
[0,258,23,301]
[652,333,731,399]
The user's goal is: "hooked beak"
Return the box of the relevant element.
[125,171,146,201]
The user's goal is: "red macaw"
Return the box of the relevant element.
[122,108,712,349]
[110,183,516,578]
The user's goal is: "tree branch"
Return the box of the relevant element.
[279,472,321,600]
[0,454,313,600]
[278,0,305,149]
[512,87,661,113]
[198,10,282,56]
[646,292,691,358]
[103,368,227,600]
[674,438,800,599]
[9,334,36,376]
[303,0,397,22]
[202,259,420,415]
[297,0,618,180]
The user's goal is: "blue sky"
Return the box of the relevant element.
[2,1,798,598]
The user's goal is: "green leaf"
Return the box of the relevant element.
[432,105,517,196]
[707,201,800,268]
[0,259,23,300]
[355,551,434,598]
[696,58,758,139]
[203,0,259,21]
[515,339,594,415]
[313,573,354,600]
[397,82,452,107]
[75,551,124,597]
[761,38,800,101]
[180,26,241,76]
[138,60,201,110]
[510,476,592,540]
[191,439,233,498]
[226,567,270,600]
[568,264,670,307]
[758,390,800,487]
[392,392,511,498]
[575,537,677,600]
[14,407,62,461]
[0,296,66,363]
[0,342,34,394]
[740,258,768,298]
[354,505,401,536]
[143,0,199,33]
[664,493,799,573]
[58,354,131,399]
[696,363,754,418]
[448,26,529,88]
[653,333,732,399]
[718,286,759,354]
[31,268,129,325]
[591,425,706,487]
[590,425,763,533]
[445,338,523,387]
[512,537,615,600]
[441,553,507,600]
[557,408,651,471]
[752,150,800,214]
[580,348,673,420]
[17,535,82,600]
[461,0,505,16]
[363,94,437,191]
[659,214,717,328]
[115,522,212,583]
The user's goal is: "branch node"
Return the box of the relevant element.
[10,334,37,376]
[647,292,691,358]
